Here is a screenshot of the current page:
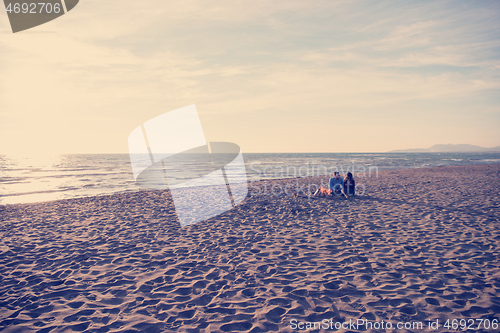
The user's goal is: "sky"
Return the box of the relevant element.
[1,0,499,154]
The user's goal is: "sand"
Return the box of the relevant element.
[0,164,499,333]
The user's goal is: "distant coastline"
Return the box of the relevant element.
[389,144,500,153]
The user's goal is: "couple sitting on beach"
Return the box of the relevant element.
[313,171,355,198]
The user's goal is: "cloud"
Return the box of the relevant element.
[0,0,499,153]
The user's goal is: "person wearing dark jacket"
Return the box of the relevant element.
[343,172,355,197]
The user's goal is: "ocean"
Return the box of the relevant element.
[1,152,500,205]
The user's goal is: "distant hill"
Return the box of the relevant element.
[390,144,500,153]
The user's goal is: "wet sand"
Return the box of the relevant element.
[1,164,499,332]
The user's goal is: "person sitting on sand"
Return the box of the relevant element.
[343,171,355,197]
[329,171,344,196]
[312,171,345,197]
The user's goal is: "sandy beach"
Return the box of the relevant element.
[1,164,499,333]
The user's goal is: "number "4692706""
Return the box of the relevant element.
[6,2,62,14]
[444,318,498,330]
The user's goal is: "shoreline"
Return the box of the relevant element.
[1,162,499,208]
